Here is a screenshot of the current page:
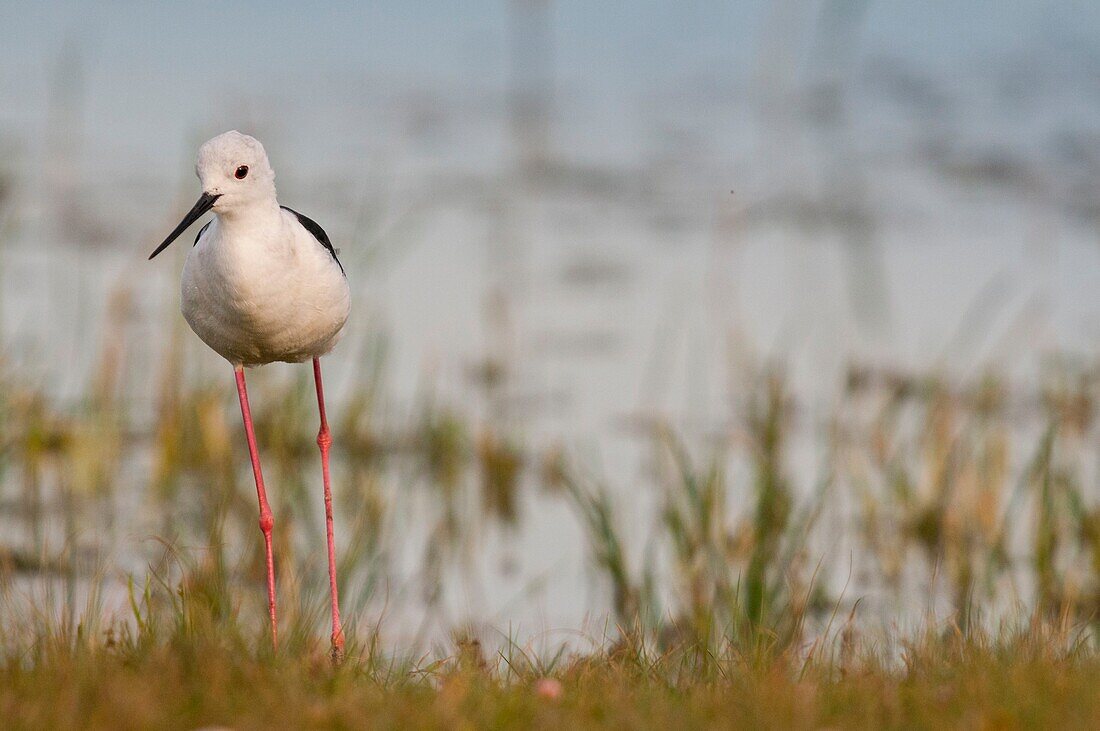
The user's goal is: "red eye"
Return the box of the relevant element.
[235,165,249,179]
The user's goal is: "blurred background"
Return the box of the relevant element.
[1,1,1099,652]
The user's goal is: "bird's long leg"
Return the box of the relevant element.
[313,357,345,663]
[234,365,278,650]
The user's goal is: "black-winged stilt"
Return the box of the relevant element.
[150,131,350,659]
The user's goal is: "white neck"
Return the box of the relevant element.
[215,198,282,237]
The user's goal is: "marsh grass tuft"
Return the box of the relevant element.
[0,275,1097,727]
[1,580,1097,730]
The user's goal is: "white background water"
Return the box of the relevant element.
[1,1,1099,640]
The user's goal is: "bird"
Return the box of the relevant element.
[149,131,350,660]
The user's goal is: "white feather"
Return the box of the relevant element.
[179,131,350,366]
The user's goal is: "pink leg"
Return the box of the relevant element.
[234,366,278,650]
[313,357,345,662]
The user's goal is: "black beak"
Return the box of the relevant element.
[148,192,220,260]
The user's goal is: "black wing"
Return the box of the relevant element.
[281,206,344,274]
[193,220,212,246]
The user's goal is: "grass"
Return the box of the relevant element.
[1,596,1097,729]
[0,260,1098,728]
[1,354,1097,728]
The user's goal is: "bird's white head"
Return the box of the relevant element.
[196,130,277,211]
[149,131,278,260]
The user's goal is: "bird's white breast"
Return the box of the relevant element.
[181,208,350,366]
